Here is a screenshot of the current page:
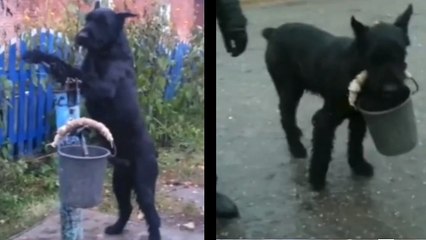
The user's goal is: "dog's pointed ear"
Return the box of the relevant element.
[394,4,413,33]
[115,12,138,31]
[116,12,138,20]
[94,0,100,10]
[351,16,368,38]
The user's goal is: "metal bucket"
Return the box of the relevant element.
[58,145,110,208]
[358,92,418,156]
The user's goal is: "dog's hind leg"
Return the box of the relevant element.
[309,106,345,190]
[105,166,133,235]
[277,83,306,158]
[347,112,374,177]
[134,156,161,240]
[267,59,306,158]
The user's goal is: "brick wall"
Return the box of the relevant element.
[0,0,203,44]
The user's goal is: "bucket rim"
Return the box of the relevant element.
[58,145,111,160]
[357,92,412,116]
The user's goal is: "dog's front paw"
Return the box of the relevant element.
[148,229,161,240]
[309,177,326,191]
[351,160,374,177]
[104,223,125,235]
[309,170,326,191]
[22,49,46,64]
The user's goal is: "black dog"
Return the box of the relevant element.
[23,3,161,240]
[262,4,413,191]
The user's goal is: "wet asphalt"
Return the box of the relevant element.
[216,0,426,238]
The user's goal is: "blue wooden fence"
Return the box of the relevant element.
[0,28,191,158]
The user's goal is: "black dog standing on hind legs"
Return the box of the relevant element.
[262,4,413,191]
[23,2,161,240]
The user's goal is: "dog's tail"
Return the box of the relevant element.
[262,27,275,40]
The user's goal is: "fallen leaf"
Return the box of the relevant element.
[182,221,195,230]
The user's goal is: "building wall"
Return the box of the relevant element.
[0,0,203,44]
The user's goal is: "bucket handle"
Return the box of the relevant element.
[53,137,117,157]
[47,118,116,157]
[109,141,117,157]
[407,76,419,95]
[72,125,117,157]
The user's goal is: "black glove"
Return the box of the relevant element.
[222,28,247,57]
[217,0,248,57]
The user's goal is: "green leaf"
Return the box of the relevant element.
[158,57,170,71]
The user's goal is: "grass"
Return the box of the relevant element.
[0,148,204,239]
[0,196,58,238]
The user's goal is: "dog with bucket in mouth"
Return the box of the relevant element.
[262,4,415,191]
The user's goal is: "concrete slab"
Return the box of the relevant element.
[11,209,203,240]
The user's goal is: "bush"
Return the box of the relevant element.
[0,156,58,222]
[127,4,204,149]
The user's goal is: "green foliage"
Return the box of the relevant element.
[126,3,204,149]
[0,156,58,223]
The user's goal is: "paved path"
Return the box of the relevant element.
[217,0,426,238]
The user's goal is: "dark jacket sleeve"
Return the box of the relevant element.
[216,0,247,32]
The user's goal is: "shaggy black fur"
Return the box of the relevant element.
[262,4,413,191]
[23,3,161,240]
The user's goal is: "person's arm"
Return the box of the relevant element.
[217,0,248,57]
[217,0,247,32]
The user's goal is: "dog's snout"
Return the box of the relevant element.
[75,29,91,47]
